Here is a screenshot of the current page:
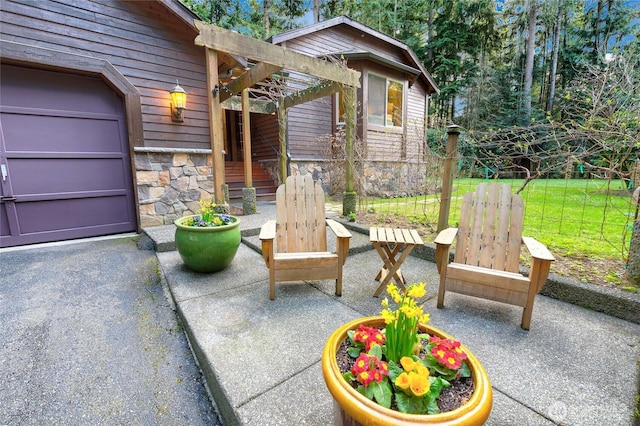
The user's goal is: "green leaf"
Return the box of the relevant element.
[459,361,471,378]
[348,347,362,358]
[370,381,392,408]
[426,395,440,415]
[369,344,383,359]
[395,392,426,414]
[363,384,375,400]
[387,360,403,382]
[428,376,450,400]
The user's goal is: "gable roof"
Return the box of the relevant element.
[157,0,201,30]
[270,15,439,94]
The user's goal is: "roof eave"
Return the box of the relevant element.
[157,0,201,30]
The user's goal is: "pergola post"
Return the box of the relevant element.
[241,88,256,214]
[277,104,288,184]
[205,47,227,208]
[343,85,357,216]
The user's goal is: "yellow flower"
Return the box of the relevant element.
[409,372,430,397]
[419,313,431,324]
[407,282,426,299]
[395,372,410,390]
[381,309,395,324]
[401,305,422,319]
[381,298,389,308]
[386,283,401,303]
[414,362,430,379]
[400,356,416,372]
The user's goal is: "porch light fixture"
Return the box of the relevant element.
[170,80,187,122]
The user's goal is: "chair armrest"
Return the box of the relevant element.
[259,220,276,241]
[326,219,352,239]
[434,228,458,274]
[434,227,458,246]
[522,236,555,261]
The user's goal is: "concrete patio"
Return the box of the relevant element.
[143,201,640,425]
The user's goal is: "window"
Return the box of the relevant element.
[367,73,403,127]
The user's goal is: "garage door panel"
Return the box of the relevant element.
[2,113,125,153]
[15,196,134,234]
[0,203,10,237]
[8,158,129,195]
[2,65,122,115]
[0,64,137,248]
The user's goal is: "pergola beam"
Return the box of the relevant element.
[282,81,342,110]
[195,21,360,89]
[221,97,275,114]
[219,62,283,102]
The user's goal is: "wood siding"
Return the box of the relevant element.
[406,82,427,161]
[281,25,408,64]
[274,23,430,162]
[287,98,333,159]
[250,113,280,161]
[0,0,211,149]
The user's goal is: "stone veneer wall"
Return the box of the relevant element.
[132,151,431,227]
[134,148,214,227]
[287,159,430,198]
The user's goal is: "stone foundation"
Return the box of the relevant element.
[133,151,435,227]
[134,148,214,227]
[289,159,433,198]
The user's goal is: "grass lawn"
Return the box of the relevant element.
[354,178,637,288]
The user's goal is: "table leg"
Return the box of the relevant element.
[373,243,416,297]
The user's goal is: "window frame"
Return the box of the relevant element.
[366,72,404,128]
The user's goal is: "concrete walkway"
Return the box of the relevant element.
[145,201,640,426]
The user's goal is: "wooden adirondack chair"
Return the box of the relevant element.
[259,174,352,300]
[434,183,555,330]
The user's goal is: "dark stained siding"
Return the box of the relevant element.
[250,113,280,161]
[0,0,210,149]
[275,24,429,162]
[406,83,427,161]
[288,97,333,159]
[281,25,407,64]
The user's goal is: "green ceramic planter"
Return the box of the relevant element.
[174,214,241,273]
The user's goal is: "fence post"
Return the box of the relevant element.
[437,125,461,232]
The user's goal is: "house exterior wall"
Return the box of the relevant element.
[272,23,432,197]
[0,0,218,227]
[0,0,211,150]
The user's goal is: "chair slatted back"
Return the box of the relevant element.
[275,174,327,253]
[453,183,524,272]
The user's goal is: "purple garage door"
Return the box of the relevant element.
[0,64,137,247]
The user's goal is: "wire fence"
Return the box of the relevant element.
[325,133,639,261]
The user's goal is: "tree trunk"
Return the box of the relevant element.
[264,0,270,37]
[594,0,603,63]
[313,0,320,23]
[523,1,537,125]
[546,1,562,112]
[426,8,434,62]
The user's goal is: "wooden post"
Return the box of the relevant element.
[277,104,287,183]
[345,86,355,193]
[242,88,253,188]
[343,85,357,215]
[205,48,226,205]
[437,125,461,232]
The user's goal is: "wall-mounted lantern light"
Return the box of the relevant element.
[170,80,187,122]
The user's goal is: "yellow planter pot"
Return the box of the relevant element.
[322,316,492,426]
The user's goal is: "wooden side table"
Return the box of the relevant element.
[370,227,424,297]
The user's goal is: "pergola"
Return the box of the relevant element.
[194,22,361,213]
